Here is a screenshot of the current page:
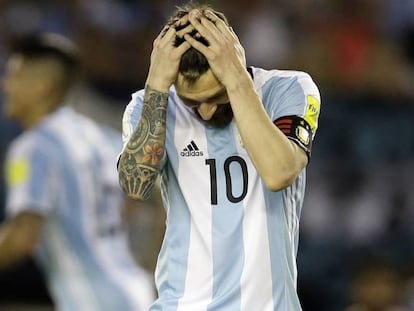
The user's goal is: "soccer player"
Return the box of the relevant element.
[0,33,154,311]
[118,4,321,311]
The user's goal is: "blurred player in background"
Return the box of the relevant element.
[0,32,154,311]
[118,3,321,311]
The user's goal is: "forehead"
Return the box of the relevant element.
[175,70,225,101]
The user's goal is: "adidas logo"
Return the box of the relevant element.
[180,140,204,157]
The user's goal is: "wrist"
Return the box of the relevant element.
[144,84,170,107]
[145,77,171,94]
[225,69,254,94]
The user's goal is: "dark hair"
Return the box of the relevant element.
[166,4,229,83]
[10,32,80,88]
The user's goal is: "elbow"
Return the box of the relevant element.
[118,178,154,202]
[263,147,308,191]
[125,192,146,201]
[118,156,159,201]
[263,175,296,192]
[262,167,302,192]
[14,240,36,259]
[1,235,37,268]
[119,183,147,201]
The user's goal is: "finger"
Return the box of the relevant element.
[228,26,241,43]
[163,26,177,41]
[204,10,234,41]
[176,24,195,38]
[158,25,171,39]
[193,10,233,45]
[184,33,212,58]
[154,26,176,47]
[174,40,191,57]
[174,15,189,28]
[188,10,218,46]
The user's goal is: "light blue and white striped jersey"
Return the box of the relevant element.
[5,106,155,311]
[122,67,321,311]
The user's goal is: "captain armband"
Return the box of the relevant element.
[274,115,314,158]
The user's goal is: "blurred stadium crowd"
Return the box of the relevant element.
[1,0,414,310]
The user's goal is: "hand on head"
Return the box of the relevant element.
[147,7,246,93]
[146,18,191,92]
[184,9,246,87]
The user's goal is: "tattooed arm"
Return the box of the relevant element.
[118,17,190,200]
[118,86,169,200]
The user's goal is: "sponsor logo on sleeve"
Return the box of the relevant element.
[305,95,320,131]
[6,159,29,186]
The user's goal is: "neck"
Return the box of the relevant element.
[21,103,60,129]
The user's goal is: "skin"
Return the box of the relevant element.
[118,9,308,200]
[0,213,44,269]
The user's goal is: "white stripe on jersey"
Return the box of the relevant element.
[45,220,99,311]
[232,123,274,311]
[175,105,214,311]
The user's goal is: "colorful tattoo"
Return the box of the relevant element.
[118,86,169,200]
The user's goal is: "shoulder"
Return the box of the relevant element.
[251,67,318,91]
[122,88,146,121]
[131,88,146,103]
[7,131,37,159]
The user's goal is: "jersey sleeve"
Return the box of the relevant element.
[117,90,145,167]
[5,136,58,218]
[121,90,145,149]
[261,71,321,157]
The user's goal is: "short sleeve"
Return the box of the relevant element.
[260,70,321,157]
[5,136,58,217]
[121,90,145,147]
[262,71,321,136]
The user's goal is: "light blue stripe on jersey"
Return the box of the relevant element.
[261,76,307,118]
[36,128,133,311]
[150,93,192,311]
[205,125,244,311]
[264,177,304,309]
[264,188,300,310]
[294,171,305,253]
[29,148,50,209]
[35,129,101,310]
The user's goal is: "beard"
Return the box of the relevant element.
[194,103,234,128]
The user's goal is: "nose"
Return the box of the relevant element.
[197,103,217,121]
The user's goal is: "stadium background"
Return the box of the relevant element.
[0,0,413,310]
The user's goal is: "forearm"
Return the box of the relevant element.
[118,85,169,200]
[228,72,306,190]
[0,223,30,269]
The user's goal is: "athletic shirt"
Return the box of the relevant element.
[5,106,154,311]
[122,67,321,311]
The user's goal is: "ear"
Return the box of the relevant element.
[30,59,64,99]
[36,73,63,103]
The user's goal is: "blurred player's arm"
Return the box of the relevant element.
[0,212,43,269]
